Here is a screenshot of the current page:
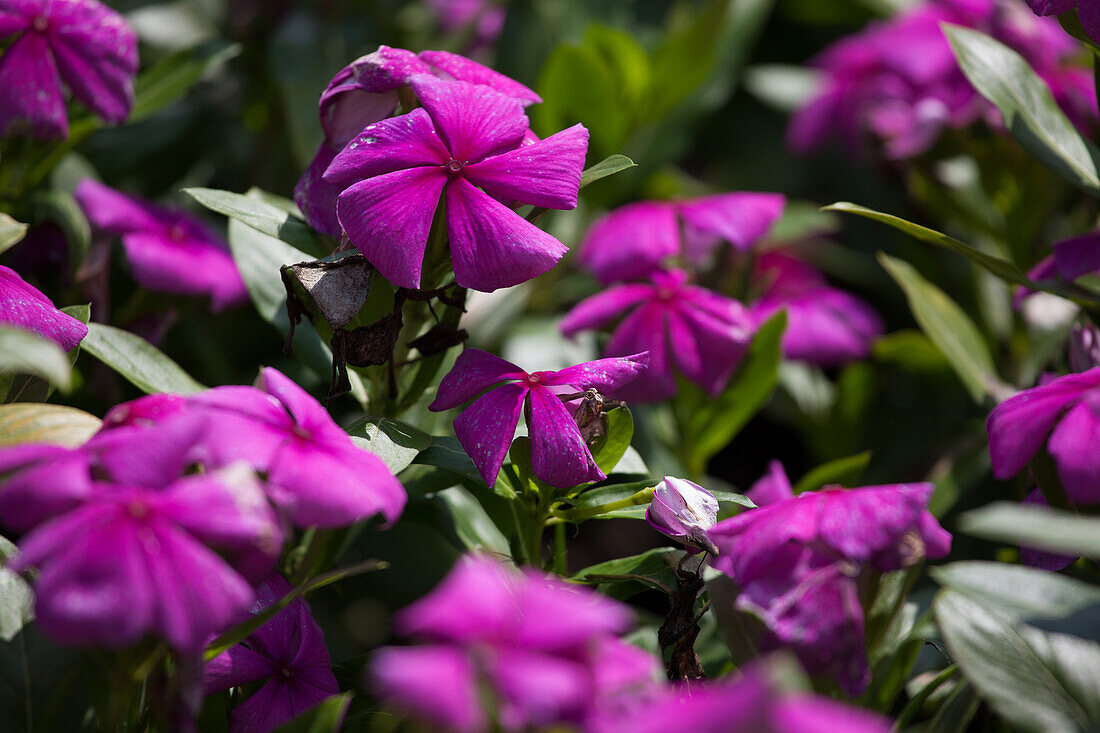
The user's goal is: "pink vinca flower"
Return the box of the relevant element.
[297,45,540,237]
[750,252,883,366]
[429,349,648,488]
[707,465,951,696]
[204,573,341,733]
[8,465,282,651]
[576,193,786,284]
[987,367,1100,505]
[0,0,137,138]
[372,554,658,733]
[0,264,87,349]
[323,75,587,292]
[561,268,754,402]
[75,180,248,311]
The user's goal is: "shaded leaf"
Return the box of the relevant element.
[272,693,351,733]
[81,323,204,394]
[588,407,634,476]
[0,214,27,255]
[0,327,71,393]
[793,451,872,492]
[432,486,511,556]
[347,418,431,475]
[130,41,241,122]
[960,501,1100,558]
[186,187,328,256]
[0,536,32,642]
[931,561,1100,624]
[571,547,681,600]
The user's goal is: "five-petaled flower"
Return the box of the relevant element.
[0,0,138,138]
[561,268,754,402]
[429,349,648,488]
[75,180,249,312]
[204,573,341,733]
[323,74,588,292]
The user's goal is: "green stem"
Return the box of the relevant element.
[551,522,567,574]
[552,487,655,524]
[525,512,545,568]
[893,665,958,730]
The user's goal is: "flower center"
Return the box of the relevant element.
[526,374,541,386]
[280,667,293,679]
[32,16,48,32]
[128,500,149,519]
[656,287,675,302]
[168,224,187,242]
[444,159,465,174]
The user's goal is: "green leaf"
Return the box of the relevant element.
[931,562,1100,623]
[579,154,637,189]
[944,25,1100,197]
[826,202,1030,286]
[960,501,1100,558]
[683,310,785,474]
[928,680,981,733]
[432,486,511,556]
[935,589,1100,732]
[81,322,205,394]
[185,187,328,256]
[646,0,732,118]
[272,693,351,733]
[130,41,241,122]
[0,625,93,731]
[878,253,1002,402]
[414,436,484,486]
[0,213,27,255]
[872,329,951,372]
[535,44,630,158]
[588,407,634,476]
[346,418,431,475]
[0,327,71,393]
[0,536,32,642]
[0,403,100,447]
[571,547,680,600]
[793,451,872,492]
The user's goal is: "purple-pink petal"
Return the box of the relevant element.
[372,645,486,733]
[463,124,589,209]
[410,75,528,164]
[429,348,526,411]
[559,284,653,337]
[419,49,540,105]
[0,264,87,350]
[0,31,66,137]
[453,382,528,487]
[528,385,604,488]
[540,352,649,394]
[746,460,795,507]
[678,192,786,255]
[1046,390,1100,504]
[577,202,679,284]
[322,108,450,188]
[293,144,346,239]
[396,554,516,642]
[1052,232,1100,281]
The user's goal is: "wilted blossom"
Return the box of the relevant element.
[429,348,648,488]
[987,367,1100,505]
[296,45,539,237]
[323,74,587,292]
[561,269,755,402]
[790,0,1094,159]
[425,0,506,51]
[6,463,282,651]
[371,554,658,733]
[1026,0,1100,44]
[594,665,891,733]
[75,179,248,312]
[0,264,87,349]
[204,573,340,733]
[0,0,137,138]
[751,251,883,366]
[576,193,786,284]
[707,465,951,695]
[646,477,720,555]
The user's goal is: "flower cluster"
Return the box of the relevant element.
[0,0,138,138]
[0,367,404,650]
[791,0,1094,159]
[707,464,951,695]
[371,554,660,733]
[430,349,648,487]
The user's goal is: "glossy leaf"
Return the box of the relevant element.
[81,323,205,395]
[432,486,511,556]
[878,253,1003,403]
[944,25,1100,197]
[0,403,100,447]
[571,547,680,600]
[347,418,431,475]
[579,154,637,189]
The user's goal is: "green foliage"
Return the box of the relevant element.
[347,418,432,475]
[0,328,72,398]
[272,694,352,733]
[81,322,205,395]
[0,403,100,448]
[186,187,330,257]
[793,451,872,492]
[960,502,1100,558]
[0,214,27,255]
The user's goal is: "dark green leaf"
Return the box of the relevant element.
[579,154,637,188]
[793,451,871,492]
[935,589,1100,732]
[945,25,1100,197]
[878,253,1003,402]
[432,486,511,556]
[535,45,630,158]
[185,187,328,256]
[346,418,431,475]
[589,407,634,476]
[960,501,1100,558]
[414,436,484,486]
[0,625,93,731]
[571,547,680,600]
[0,327,72,393]
[0,403,100,447]
[0,214,26,255]
[272,693,351,733]
[81,322,205,394]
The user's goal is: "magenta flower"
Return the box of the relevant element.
[987,367,1100,505]
[707,468,951,695]
[576,193,786,284]
[204,573,340,733]
[750,252,882,366]
[790,0,1093,159]
[1027,1,1100,45]
[372,554,658,733]
[296,45,539,237]
[323,75,587,292]
[0,264,87,350]
[0,0,137,138]
[561,269,754,402]
[75,180,248,312]
[429,349,648,488]
[8,465,282,651]
[645,477,720,555]
[594,666,891,733]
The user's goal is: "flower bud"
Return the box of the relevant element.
[646,477,720,555]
